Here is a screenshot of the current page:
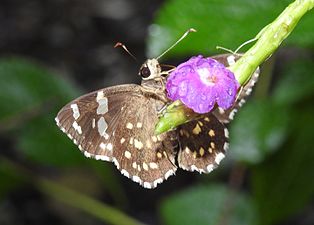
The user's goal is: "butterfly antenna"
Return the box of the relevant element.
[216,46,235,54]
[114,42,138,62]
[234,37,257,53]
[156,28,197,60]
[216,37,258,55]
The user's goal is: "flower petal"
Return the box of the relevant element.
[166,55,239,113]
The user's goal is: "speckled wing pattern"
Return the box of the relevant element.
[177,114,228,173]
[55,84,178,189]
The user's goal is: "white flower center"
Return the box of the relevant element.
[197,67,215,86]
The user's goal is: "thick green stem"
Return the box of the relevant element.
[230,0,314,85]
[155,0,314,134]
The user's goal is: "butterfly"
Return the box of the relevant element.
[55,53,259,189]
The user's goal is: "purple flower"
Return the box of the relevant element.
[166,55,240,113]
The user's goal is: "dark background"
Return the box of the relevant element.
[0,0,313,225]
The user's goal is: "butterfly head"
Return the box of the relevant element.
[139,58,162,80]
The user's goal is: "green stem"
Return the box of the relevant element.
[155,0,314,134]
[0,158,145,225]
[38,179,145,225]
[230,0,314,85]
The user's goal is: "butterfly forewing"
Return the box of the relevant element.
[177,114,228,173]
[56,84,178,188]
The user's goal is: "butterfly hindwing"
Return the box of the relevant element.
[211,54,260,123]
[56,84,178,188]
[177,114,228,173]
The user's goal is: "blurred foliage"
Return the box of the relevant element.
[147,0,314,58]
[0,0,313,225]
[252,111,314,225]
[229,100,289,164]
[147,0,314,225]
[0,58,85,166]
[273,59,314,105]
[160,184,257,225]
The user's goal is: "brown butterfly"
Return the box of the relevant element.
[55,54,259,188]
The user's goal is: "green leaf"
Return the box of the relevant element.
[147,0,314,58]
[160,184,257,225]
[0,58,85,166]
[273,59,314,105]
[229,100,289,164]
[251,110,314,225]
[16,115,86,166]
[0,58,78,121]
[0,161,25,199]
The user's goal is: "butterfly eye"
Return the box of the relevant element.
[140,66,151,78]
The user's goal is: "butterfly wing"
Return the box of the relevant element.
[211,54,260,123]
[55,84,178,189]
[177,114,228,173]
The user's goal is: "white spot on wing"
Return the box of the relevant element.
[224,142,229,151]
[153,178,163,187]
[55,117,60,125]
[132,176,142,184]
[207,164,214,172]
[96,91,104,101]
[149,162,158,169]
[113,157,120,169]
[84,151,91,158]
[106,143,113,151]
[96,96,108,115]
[121,169,129,178]
[100,142,106,150]
[134,139,143,150]
[70,104,80,120]
[146,140,152,149]
[95,154,110,161]
[190,165,198,172]
[124,150,131,159]
[215,152,225,164]
[165,169,175,179]
[218,107,225,114]
[126,122,133,129]
[97,117,109,138]
[72,121,82,134]
[224,128,229,138]
[143,182,152,189]
[245,88,252,95]
[227,55,236,66]
[239,99,246,107]
[228,109,238,120]
[142,162,149,171]
[152,136,157,142]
